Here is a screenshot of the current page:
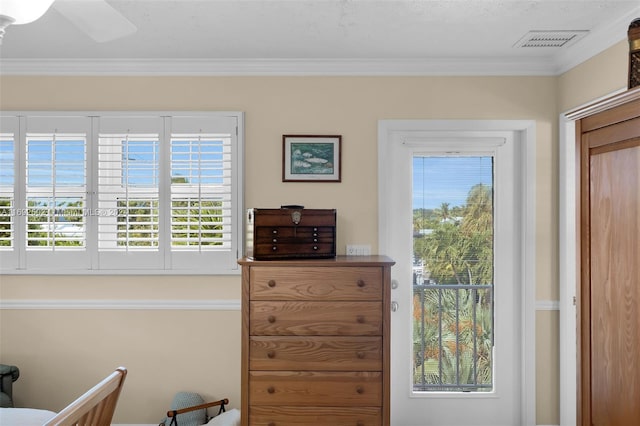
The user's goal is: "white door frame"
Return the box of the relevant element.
[558,88,627,426]
[558,112,578,426]
[378,119,537,426]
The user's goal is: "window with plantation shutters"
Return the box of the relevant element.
[0,112,244,274]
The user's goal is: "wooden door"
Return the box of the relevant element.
[574,88,640,426]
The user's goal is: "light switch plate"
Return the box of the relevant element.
[346,244,371,255]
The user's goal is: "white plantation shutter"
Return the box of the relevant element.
[26,135,87,248]
[170,134,231,249]
[97,117,163,269]
[98,134,160,250]
[169,116,238,270]
[0,136,13,247]
[22,116,91,269]
[0,117,18,263]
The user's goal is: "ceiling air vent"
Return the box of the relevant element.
[513,30,589,48]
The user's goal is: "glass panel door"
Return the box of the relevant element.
[380,125,525,425]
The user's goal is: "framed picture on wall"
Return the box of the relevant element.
[282,135,342,182]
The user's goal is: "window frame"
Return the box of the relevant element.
[0,111,244,275]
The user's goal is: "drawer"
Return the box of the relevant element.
[250,301,382,336]
[249,336,382,371]
[255,226,334,241]
[249,406,381,426]
[254,242,335,258]
[250,266,383,300]
[249,371,382,406]
[251,209,336,227]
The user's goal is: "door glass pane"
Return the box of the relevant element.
[412,156,494,392]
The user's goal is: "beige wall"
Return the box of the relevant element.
[558,40,629,112]
[0,43,629,423]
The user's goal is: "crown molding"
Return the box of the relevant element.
[0,56,560,76]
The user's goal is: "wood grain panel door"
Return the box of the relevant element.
[576,88,640,426]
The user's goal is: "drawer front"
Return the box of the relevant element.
[249,336,382,371]
[252,209,336,227]
[254,242,335,259]
[249,371,382,406]
[250,266,382,300]
[255,226,334,241]
[250,406,381,426]
[250,301,382,336]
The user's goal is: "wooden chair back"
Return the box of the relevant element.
[44,367,127,426]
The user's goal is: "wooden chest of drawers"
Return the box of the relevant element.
[238,256,394,426]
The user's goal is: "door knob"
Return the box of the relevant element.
[391,301,399,312]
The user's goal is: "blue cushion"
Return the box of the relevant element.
[162,392,206,426]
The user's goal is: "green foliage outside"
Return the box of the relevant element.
[117,199,159,247]
[0,197,85,247]
[171,199,224,247]
[115,198,224,249]
[27,198,84,247]
[413,184,494,391]
[1,195,224,249]
[0,198,11,246]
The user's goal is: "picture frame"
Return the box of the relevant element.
[282,135,342,182]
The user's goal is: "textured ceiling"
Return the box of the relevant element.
[0,0,639,75]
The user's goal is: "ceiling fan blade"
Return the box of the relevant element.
[53,0,136,43]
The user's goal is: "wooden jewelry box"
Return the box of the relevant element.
[245,207,336,260]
